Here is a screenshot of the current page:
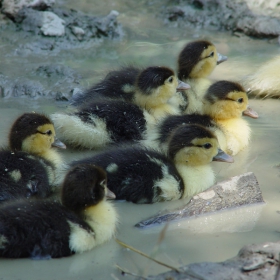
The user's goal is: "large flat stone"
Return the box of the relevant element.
[135,172,264,228]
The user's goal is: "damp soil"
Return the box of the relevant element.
[0,0,280,279]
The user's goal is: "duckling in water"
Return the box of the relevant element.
[0,164,117,259]
[71,66,190,120]
[243,55,280,98]
[203,80,258,155]
[51,99,153,150]
[51,67,189,149]
[144,81,258,156]
[0,113,66,202]
[175,40,227,114]
[70,124,233,204]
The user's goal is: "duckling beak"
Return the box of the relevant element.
[243,106,259,119]
[52,138,67,149]
[106,188,116,200]
[177,80,191,91]
[213,148,234,163]
[217,53,228,65]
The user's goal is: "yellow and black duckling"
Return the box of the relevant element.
[51,99,153,150]
[175,40,227,114]
[51,67,189,150]
[70,65,190,120]
[0,164,117,259]
[0,113,66,203]
[243,55,280,98]
[70,124,233,204]
[143,80,258,156]
[203,80,258,155]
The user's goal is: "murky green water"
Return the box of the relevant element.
[0,1,280,279]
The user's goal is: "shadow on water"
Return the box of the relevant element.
[0,0,280,279]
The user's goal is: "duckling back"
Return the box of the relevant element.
[71,66,140,106]
[51,100,151,150]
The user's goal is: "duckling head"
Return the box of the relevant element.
[134,66,190,109]
[167,124,233,166]
[61,164,115,213]
[9,112,66,156]
[203,80,256,120]
[177,40,227,80]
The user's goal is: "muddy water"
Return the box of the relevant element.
[0,0,280,279]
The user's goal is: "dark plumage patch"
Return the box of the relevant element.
[136,66,174,95]
[71,145,184,204]
[157,114,215,144]
[168,124,215,159]
[177,40,213,80]
[76,100,147,143]
[205,80,246,103]
[9,113,52,151]
[0,199,93,258]
[61,164,107,212]
[71,66,140,106]
[0,149,52,203]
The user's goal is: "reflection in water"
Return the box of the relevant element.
[0,1,280,279]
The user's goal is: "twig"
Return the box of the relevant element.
[274,253,280,280]
[115,238,182,273]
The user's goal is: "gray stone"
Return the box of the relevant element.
[149,241,279,280]
[41,11,65,37]
[1,0,55,19]
[135,172,264,228]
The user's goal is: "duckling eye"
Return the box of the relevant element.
[237,98,243,103]
[45,130,52,136]
[168,77,173,83]
[209,51,214,57]
[203,143,212,149]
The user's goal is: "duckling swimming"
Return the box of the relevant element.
[0,113,66,202]
[70,124,233,204]
[176,40,227,114]
[203,80,258,155]
[71,66,190,120]
[243,55,280,98]
[51,67,189,149]
[0,164,117,258]
[51,99,153,150]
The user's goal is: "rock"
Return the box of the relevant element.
[1,0,55,19]
[163,0,280,38]
[41,11,65,37]
[135,172,264,228]
[149,241,279,280]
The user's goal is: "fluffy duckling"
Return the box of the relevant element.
[70,124,233,204]
[203,80,258,155]
[0,164,117,259]
[0,113,66,202]
[51,99,153,150]
[243,55,280,98]
[176,40,227,114]
[71,66,190,120]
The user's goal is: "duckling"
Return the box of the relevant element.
[70,124,233,204]
[243,55,280,98]
[0,113,66,202]
[71,66,190,120]
[203,80,258,155]
[176,40,227,114]
[51,99,153,150]
[0,164,117,258]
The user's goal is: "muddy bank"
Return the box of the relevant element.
[162,0,280,39]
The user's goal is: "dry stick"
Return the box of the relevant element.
[115,239,182,273]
